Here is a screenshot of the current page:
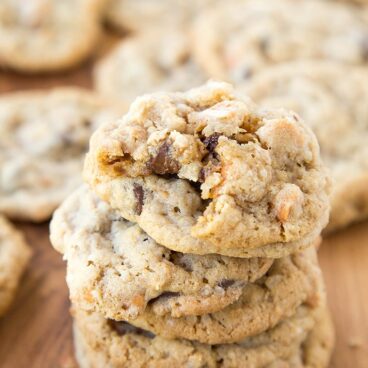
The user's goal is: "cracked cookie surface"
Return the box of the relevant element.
[73,304,334,368]
[94,29,208,108]
[0,0,103,72]
[242,61,368,232]
[0,89,121,222]
[84,81,330,257]
[192,0,368,83]
[50,185,273,322]
[0,215,31,316]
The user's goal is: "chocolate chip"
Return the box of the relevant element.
[198,168,206,183]
[218,279,235,289]
[203,133,220,152]
[108,320,155,339]
[147,142,180,175]
[133,184,144,215]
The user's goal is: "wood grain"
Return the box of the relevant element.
[0,223,75,368]
[0,40,367,367]
[320,222,368,368]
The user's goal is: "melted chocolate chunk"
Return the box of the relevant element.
[147,142,180,175]
[218,279,235,289]
[108,320,155,339]
[203,133,220,152]
[133,184,144,215]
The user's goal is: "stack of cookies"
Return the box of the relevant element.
[50,81,334,367]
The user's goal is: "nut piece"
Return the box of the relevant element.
[274,184,304,223]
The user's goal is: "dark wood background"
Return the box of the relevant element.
[0,42,367,367]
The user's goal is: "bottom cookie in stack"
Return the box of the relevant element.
[72,303,334,368]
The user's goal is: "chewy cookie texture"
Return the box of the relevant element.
[0,88,121,222]
[84,81,330,258]
[0,215,31,317]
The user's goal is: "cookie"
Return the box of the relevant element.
[104,0,204,33]
[73,305,334,368]
[0,0,104,72]
[0,88,121,222]
[192,0,368,83]
[84,81,330,258]
[50,185,322,343]
[0,215,31,316]
[94,29,208,109]
[128,244,323,344]
[242,61,368,232]
[50,185,272,321]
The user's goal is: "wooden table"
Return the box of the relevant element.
[0,53,367,368]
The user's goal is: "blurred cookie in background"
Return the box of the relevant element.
[192,0,368,83]
[0,0,105,73]
[0,215,31,317]
[104,0,212,34]
[242,61,368,232]
[94,29,208,108]
[0,88,122,222]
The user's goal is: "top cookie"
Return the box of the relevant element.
[0,88,121,222]
[0,0,103,72]
[242,61,368,232]
[94,28,208,108]
[0,215,31,316]
[84,81,330,257]
[192,0,368,83]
